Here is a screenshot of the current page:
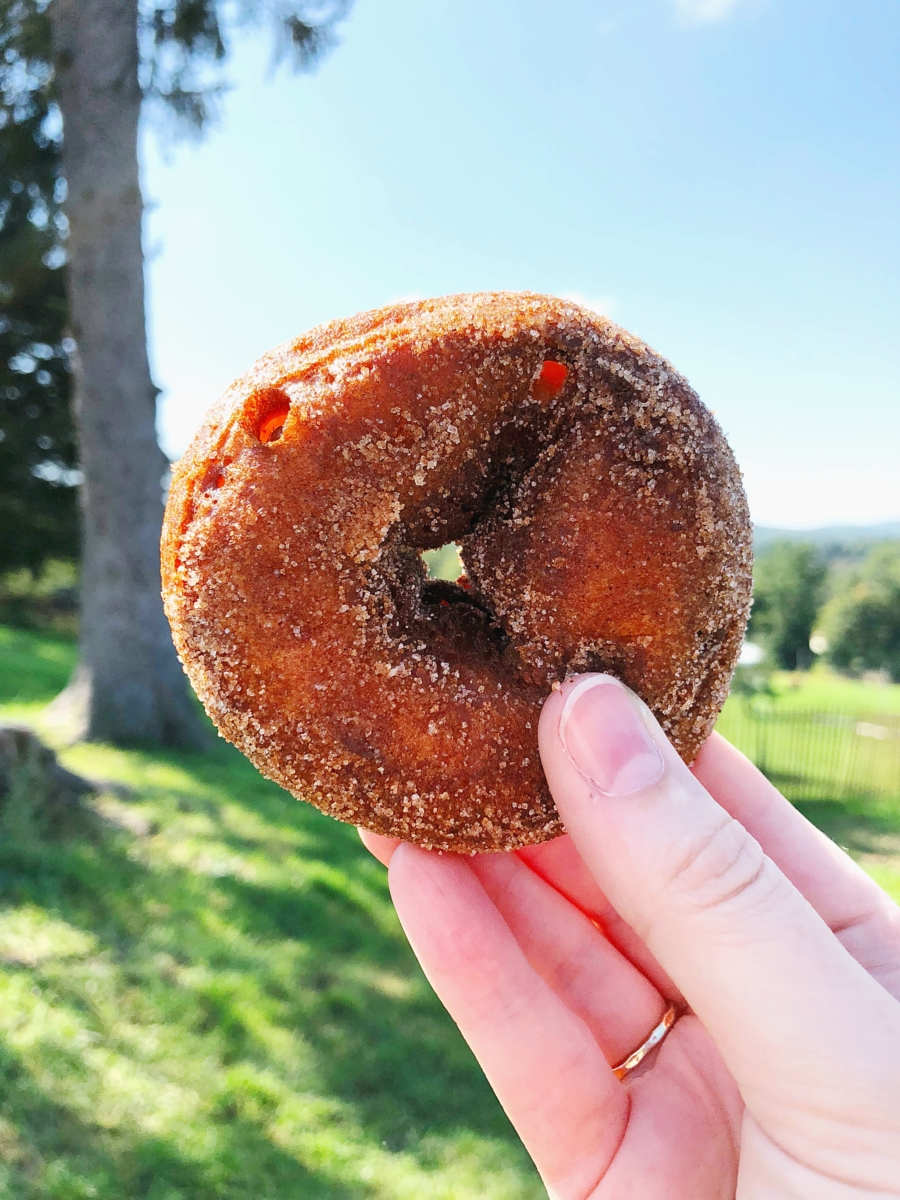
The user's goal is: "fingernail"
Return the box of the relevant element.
[558,676,664,795]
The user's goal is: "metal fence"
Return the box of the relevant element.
[715,704,900,804]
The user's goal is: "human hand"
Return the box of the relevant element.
[359,674,900,1198]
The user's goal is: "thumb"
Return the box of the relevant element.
[538,675,900,1121]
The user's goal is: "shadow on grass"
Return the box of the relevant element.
[0,729,540,1198]
[3,625,898,1194]
[791,791,900,859]
[0,1034,365,1200]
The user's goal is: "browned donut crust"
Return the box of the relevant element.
[161,293,752,852]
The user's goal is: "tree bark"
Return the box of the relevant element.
[48,0,207,747]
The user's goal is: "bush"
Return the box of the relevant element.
[0,559,78,635]
[820,542,900,682]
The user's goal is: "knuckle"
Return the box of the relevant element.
[660,816,773,918]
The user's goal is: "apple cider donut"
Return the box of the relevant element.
[161,293,752,852]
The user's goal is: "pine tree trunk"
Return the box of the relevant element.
[48,0,207,747]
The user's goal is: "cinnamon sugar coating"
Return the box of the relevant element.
[161,293,752,852]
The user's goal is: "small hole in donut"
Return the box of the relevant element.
[259,411,288,444]
[200,463,227,495]
[249,389,292,445]
[423,543,464,581]
[532,360,568,403]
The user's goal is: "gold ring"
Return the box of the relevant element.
[613,1002,678,1080]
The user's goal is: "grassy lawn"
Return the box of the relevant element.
[764,666,900,714]
[0,626,542,1200]
[717,671,900,902]
[0,627,898,1197]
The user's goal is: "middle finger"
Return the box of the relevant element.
[466,849,668,1067]
[360,828,670,1066]
[517,833,684,1001]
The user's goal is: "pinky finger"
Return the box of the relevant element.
[358,827,400,866]
[389,844,627,1199]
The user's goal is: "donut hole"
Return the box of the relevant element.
[419,579,513,664]
[246,388,292,445]
[381,542,515,673]
[419,544,510,655]
[422,542,464,581]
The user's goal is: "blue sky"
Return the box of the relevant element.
[143,0,899,529]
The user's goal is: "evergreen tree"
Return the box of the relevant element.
[2,0,350,746]
[0,0,77,575]
[748,541,827,671]
[820,542,900,682]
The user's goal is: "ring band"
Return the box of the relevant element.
[613,1002,678,1080]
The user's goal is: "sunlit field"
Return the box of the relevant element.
[718,671,900,903]
[0,626,542,1200]
[0,625,898,1197]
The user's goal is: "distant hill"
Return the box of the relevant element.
[754,522,900,549]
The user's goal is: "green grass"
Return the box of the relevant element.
[718,675,900,903]
[1,627,898,1197]
[0,626,77,715]
[0,626,542,1200]
[765,665,900,714]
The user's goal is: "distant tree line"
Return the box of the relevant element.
[748,539,900,682]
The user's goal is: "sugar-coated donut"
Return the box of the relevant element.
[161,293,752,852]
